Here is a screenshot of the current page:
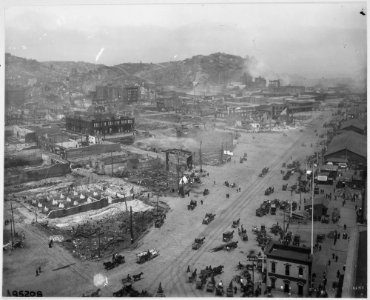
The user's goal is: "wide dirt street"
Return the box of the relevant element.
[3,110,330,297]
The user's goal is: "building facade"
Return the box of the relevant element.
[66,114,135,136]
[265,242,312,297]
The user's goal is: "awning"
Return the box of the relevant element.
[317,175,328,182]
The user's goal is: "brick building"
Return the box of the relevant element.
[66,114,135,136]
[92,85,140,106]
[265,242,312,297]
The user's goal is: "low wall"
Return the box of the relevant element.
[47,196,133,219]
[66,143,121,160]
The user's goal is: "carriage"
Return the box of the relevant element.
[215,285,224,296]
[103,253,125,270]
[188,200,197,210]
[222,230,234,242]
[202,213,216,224]
[192,237,205,250]
[231,218,240,228]
[239,231,248,241]
[136,249,159,264]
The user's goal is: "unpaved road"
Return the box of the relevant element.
[3,110,331,297]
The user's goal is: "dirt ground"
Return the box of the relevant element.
[3,109,334,297]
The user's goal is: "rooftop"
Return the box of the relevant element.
[265,242,312,264]
[325,131,367,159]
[340,119,366,131]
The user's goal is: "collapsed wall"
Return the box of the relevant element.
[5,163,71,186]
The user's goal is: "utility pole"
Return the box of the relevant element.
[290,189,293,219]
[9,203,14,248]
[97,227,101,258]
[130,206,134,244]
[111,151,113,177]
[310,158,315,256]
[176,151,180,192]
[199,140,203,172]
[220,143,224,164]
[10,201,16,238]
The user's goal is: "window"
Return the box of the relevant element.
[285,265,290,276]
[298,267,304,277]
[271,262,276,273]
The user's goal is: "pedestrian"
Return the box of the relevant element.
[328,259,331,266]
[337,270,340,278]
[335,255,338,262]
[36,269,39,276]
[234,286,237,294]
[334,236,337,245]
[38,266,41,274]
[319,245,322,251]
[344,224,347,230]
[355,205,357,210]
[343,265,346,272]
[332,253,335,259]
[338,233,340,240]
[342,200,345,207]
[200,200,203,205]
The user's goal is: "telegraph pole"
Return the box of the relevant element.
[176,151,180,192]
[98,227,101,258]
[9,203,14,248]
[111,152,113,177]
[310,158,315,255]
[199,140,203,172]
[130,206,134,243]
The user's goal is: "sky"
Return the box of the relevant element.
[4,1,367,79]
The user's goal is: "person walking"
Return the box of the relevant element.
[335,255,338,262]
[328,259,331,266]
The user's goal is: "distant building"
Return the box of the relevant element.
[93,85,140,106]
[265,241,312,297]
[285,99,319,114]
[339,119,366,135]
[253,76,267,89]
[324,131,366,168]
[269,80,281,89]
[126,86,140,103]
[66,113,135,136]
[280,85,306,95]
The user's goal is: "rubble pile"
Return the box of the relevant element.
[41,201,167,260]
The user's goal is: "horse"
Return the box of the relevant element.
[133,272,144,281]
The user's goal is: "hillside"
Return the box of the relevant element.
[5,52,251,94]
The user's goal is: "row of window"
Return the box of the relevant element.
[93,120,134,127]
[271,262,304,276]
